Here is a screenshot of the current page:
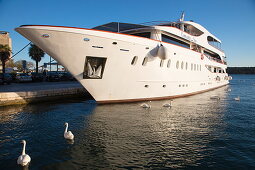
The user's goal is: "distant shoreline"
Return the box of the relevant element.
[227,67,255,74]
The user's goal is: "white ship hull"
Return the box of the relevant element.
[16,25,229,103]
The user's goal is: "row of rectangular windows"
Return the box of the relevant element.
[131,56,202,71]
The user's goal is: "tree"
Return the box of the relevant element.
[6,59,15,68]
[0,44,11,73]
[28,44,45,73]
[27,61,35,70]
[14,60,34,72]
[14,60,23,72]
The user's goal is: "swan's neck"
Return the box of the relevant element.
[65,124,68,133]
[22,142,26,155]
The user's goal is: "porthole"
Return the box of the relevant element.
[185,62,188,70]
[142,57,148,66]
[163,85,166,88]
[181,61,184,69]
[167,59,171,68]
[131,56,138,65]
[160,60,164,67]
[176,61,179,69]
[42,34,50,38]
[145,85,149,88]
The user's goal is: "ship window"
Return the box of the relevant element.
[214,68,217,73]
[204,50,221,61]
[167,59,171,68]
[83,56,107,79]
[131,32,151,39]
[142,57,148,66]
[186,62,188,70]
[194,64,196,71]
[176,61,179,69]
[131,56,138,65]
[207,36,222,50]
[191,63,193,70]
[162,34,190,49]
[160,60,164,67]
[181,61,184,69]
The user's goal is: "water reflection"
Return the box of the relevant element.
[0,86,233,169]
[42,86,229,169]
[0,99,97,170]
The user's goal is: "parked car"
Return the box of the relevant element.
[61,72,76,81]
[46,72,60,82]
[31,72,44,82]
[0,73,12,85]
[16,73,32,83]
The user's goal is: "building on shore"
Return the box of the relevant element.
[0,31,12,71]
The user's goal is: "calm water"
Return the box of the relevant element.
[0,74,255,170]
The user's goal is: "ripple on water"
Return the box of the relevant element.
[1,75,255,169]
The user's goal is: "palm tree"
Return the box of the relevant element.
[0,44,11,74]
[29,44,45,73]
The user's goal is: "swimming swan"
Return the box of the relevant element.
[210,96,220,100]
[17,140,31,166]
[163,100,173,107]
[64,122,74,140]
[141,101,151,108]
[234,96,240,101]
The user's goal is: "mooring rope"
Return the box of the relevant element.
[10,42,32,59]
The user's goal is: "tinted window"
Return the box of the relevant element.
[131,32,151,38]
[131,56,138,65]
[162,34,190,48]
[160,60,164,67]
[142,57,148,66]
[167,59,171,68]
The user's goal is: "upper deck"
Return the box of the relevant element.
[93,21,226,65]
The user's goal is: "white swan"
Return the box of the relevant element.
[64,122,74,140]
[234,96,240,101]
[141,101,151,108]
[163,100,173,107]
[210,96,220,100]
[17,140,31,166]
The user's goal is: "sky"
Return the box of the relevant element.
[0,0,255,67]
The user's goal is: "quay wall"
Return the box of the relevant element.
[0,87,88,106]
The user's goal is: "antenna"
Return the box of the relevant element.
[179,11,185,22]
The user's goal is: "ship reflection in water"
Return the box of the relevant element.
[0,84,253,169]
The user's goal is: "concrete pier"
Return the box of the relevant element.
[0,82,90,106]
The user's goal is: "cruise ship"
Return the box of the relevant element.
[15,14,231,103]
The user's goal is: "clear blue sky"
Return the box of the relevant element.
[1,0,255,67]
